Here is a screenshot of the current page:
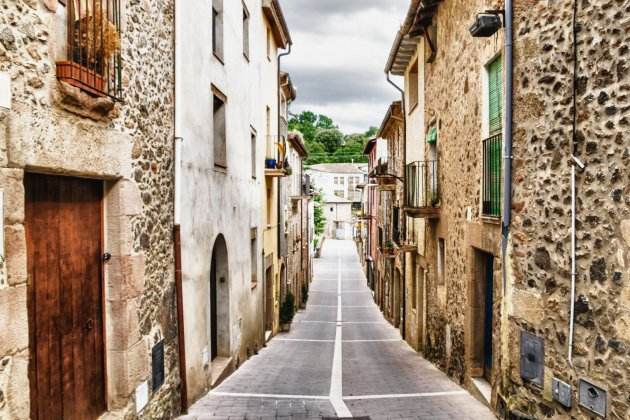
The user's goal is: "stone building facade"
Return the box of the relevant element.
[371,102,405,332]
[378,0,630,419]
[506,1,630,418]
[0,0,178,419]
[284,132,311,309]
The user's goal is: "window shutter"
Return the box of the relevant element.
[488,57,503,135]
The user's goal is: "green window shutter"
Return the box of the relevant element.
[490,137,502,216]
[427,127,438,145]
[488,57,503,135]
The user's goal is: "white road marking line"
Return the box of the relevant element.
[310,290,371,294]
[342,339,402,343]
[343,391,468,400]
[210,391,330,400]
[295,320,386,325]
[329,251,352,417]
[275,338,335,343]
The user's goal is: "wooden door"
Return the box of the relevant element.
[25,173,106,420]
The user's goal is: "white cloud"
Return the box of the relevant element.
[281,0,408,134]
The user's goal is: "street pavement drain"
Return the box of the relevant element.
[183,240,496,420]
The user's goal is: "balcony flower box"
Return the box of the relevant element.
[56,61,105,96]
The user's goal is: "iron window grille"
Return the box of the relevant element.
[482,134,502,217]
[405,160,439,208]
[57,0,123,100]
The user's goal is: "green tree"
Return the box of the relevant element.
[315,128,344,155]
[313,191,326,237]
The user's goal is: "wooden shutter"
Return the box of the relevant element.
[488,57,503,135]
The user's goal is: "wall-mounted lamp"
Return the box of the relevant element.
[469,12,503,37]
[0,73,11,110]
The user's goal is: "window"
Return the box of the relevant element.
[213,87,227,168]
[250,228,258,287]
[408,58,419,111]
[340,177,345,185]
[483,55,503,217]
[334,177,339,184]
[488,56,503,135]
[242,3,250,60]
[212,0,224,61]
[251,130,256,179]
[56,0,123,99]
[266,27,272,60]
[265,106,273,159]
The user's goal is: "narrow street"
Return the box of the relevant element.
[183,241,495,419]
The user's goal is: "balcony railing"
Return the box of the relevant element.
[405,161,439,217]
[56,0,123,100]
[482,134,502,218]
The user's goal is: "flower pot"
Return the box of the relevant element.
[56,61,106,96]
[265,158,277,169]
[280,322,291,332]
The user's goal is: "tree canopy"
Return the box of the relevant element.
[289,111,377,165]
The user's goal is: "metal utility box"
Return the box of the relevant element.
[552,378,572,408]
[520,330,544,387]
[578,379,607,417]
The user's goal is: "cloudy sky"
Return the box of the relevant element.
[282,0,409,134]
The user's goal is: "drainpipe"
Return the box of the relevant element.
[501,0,513,293]
[277,43,292,292]
[568,0,584,366]
[173,0,188,412]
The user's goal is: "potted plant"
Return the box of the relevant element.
[382,241,395,255]
[265,158,277,169]
[279,291,295,332]
[57,1,121,94]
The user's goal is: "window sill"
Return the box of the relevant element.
[213,52,225,65]
[481,215,501,225]
[408,102,419,115]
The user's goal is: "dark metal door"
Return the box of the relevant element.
[210,250,218,360]
[483,254,494,381]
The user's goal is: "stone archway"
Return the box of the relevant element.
[210,234,230,361]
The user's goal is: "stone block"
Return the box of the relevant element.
[615,311,630,342]
[106,215,136,256]
[0,285,28,356]
[106,254,146,301]
[42,0,57,12]
[108,339,148,407]
[621,220,630,248]
[126,338,150,390]
[510,288,544,326]
[4,224,27,286]
[106,297,141,352]
[0,168,24,225]
[106,179,143,218]
[0,350,30,420]
[107,349,131,406]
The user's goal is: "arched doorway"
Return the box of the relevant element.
[210,234,230,361]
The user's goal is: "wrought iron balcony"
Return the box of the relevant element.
[404,160,440,218]
[482,134,502,218]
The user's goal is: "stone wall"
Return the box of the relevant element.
[507,0,630,418]
[0,0,178,418]
[420,0,505,394]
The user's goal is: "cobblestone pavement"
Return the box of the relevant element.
[182,240,495,420]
